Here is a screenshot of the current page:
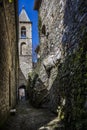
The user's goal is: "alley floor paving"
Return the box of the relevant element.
[1,101,59,130]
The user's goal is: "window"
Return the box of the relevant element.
[21,26,26,38]
[42,24,46,35]
[20,42,26,55]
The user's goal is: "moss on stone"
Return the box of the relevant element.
[57,44,87,129]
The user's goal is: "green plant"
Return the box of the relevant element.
[9,0,13,3]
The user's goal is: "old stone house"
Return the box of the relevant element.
[0,0,18,126]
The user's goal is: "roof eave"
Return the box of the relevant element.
[19,21,32,24]
[34,0,42,10]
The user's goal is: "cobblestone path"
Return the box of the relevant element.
[1,101,57,130]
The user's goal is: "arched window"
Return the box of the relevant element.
[21,26,26,38]
[20,42,27,55]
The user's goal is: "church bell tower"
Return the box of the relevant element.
[18,7,32,86]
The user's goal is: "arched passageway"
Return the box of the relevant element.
[18,84,26,101]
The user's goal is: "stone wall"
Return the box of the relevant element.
[29,0,87,129]
[0,0,18,126]
[31,0,65,109]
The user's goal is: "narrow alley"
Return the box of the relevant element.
[0,0,87,130]
[1,100,57,130]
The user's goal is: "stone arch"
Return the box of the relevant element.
[18,84,26,101]
[21,26,26,38]
[20,42,27,55]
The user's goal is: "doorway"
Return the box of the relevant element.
[18,84,26,101]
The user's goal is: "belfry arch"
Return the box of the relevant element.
[20,42,27,55]
[21,26,26,38]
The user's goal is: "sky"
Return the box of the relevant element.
[18,0,39,62]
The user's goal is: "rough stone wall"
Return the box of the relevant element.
[29,0,87,129]
[0,0,18,126]
[38,0,64,58]
[31,0,64,109]
[19,68,27,87]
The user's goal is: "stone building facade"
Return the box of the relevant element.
[32,0,65,109]
[0,0,18,126]
[18,7,32,87]
[29,0,87,129]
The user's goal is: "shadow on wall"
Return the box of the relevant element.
[19,68,27,85]
[28,0,87,129]
[62,0,87,53]
[28,73,49,108]
[48,0,87,129]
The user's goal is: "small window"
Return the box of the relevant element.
[42,25,46,35]
[21,26,26,38]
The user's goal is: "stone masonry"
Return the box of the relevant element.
[0,0,18,126]
[28,0,87,129]
[18,7,32,87]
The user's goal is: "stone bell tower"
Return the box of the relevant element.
[18,7,32,86]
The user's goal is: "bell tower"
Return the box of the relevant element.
[18,7,32,86]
